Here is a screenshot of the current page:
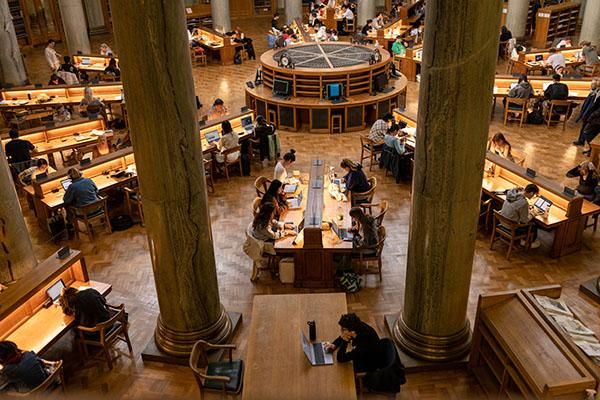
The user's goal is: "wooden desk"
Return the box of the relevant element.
[392,110,417,150]
[290,18,315,43]
[510,47,583,75]
[398,0,424,21]
[368,18,409,49]
[199,110,254,153]
[72,54,119,73]
[395,46,422,82]
[493,75,592,102]
[275,159,353,288]
[191,27,241,65]
[1,119,111,169]
[470,286,597,399]
[243,293,356,400]
[483,152,600,257]
[0,249,111,354]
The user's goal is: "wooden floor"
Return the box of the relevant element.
[13,17,600,400]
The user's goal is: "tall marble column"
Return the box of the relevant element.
[211,0,231,33]
[580,0,600,45]
[83,0,107,34]
[391,0,502,362]
[285,0,302,25]
[357,0,376,28]
[111,0,232,357]
[0,0,28,86]
[58,0,91,54]
[0,147,37,284]
[505,0,529,37]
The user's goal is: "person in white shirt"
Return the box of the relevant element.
[316,26,328,41]
[100,43,113,56]
[545,48,566,74]
[342,6,354,20]
[338,5,354,34]
[274,149,296,182]
[556,38,572,48]
[44,39,61,72]
[215,121,240,164]
[372,13,385,30]
[18,159,55,185]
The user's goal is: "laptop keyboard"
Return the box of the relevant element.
[313,343,325,364]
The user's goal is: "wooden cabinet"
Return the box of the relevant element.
[19,0,64,46]
[532,2,580,49]
[8,0,28,45]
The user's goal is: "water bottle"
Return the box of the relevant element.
[307,320,316,341]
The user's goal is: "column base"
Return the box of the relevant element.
[580,277,600,304]
[389,312,471,363]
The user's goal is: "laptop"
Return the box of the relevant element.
[81,58,91,65]
[60,178,72,191]
[301,332,333,366]
[241,116,253,130]
[331,220,353,241]
[534,195,553,213]
[535,54,544,62]
[283,184,298,195]
[332,178,346,192]
[46,279,66,304]
[205,130,220,144]
[287,191,303,209]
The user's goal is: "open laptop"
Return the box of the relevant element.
[534,195,553,214]
[301,332,333,366]
[81,58,91,66]
[241,116,253,131]
[46,279,66,304]
[287,191,303,209]
[331,220,353,241]
[283,184,298,195]
[60,178,72,191]
[205,130,220,144]
[535,54,544,62]
[332,178,346,192]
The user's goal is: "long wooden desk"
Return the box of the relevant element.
[243,293,356,400]
[493,75,592,101]
[483,152,600,257]
[26,147,136,230]
[191,27,241,65]
[0,249,111,354]
[199,110,254,153]
[510,47,583,75]
[394,45,422,82]
[72,54,119,73]
[274,159,352,288]
[392,110,417,150]
[290,18,315,43]
[1,119,112,169]
[368,18,409,49]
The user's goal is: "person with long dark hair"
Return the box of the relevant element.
[274,149,296,182]
[340,159,371,193]
[0,341,48,393]
[261,179,289,219]
[251,202,295,242]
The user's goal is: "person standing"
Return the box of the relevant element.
[4,129,35,165]
[574,78,600,146]
[44,39,61,72]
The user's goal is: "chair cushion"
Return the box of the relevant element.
[204,360,243,392]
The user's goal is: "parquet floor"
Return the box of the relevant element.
[12,16,600,400]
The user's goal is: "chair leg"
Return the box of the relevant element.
[378,259,382,282]
[123,330,134,355]
[251,261,259,282]
[506,239,513,260]
[104,346,113,370]
[489,229,496,250]
[369,152,374,171]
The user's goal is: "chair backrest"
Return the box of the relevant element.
[18,359,64,396]
[189,340,210,373]
[375,225,386,257]
[375,200,388,226]
[492,210,525,232]
[352,177,377,204]
[254,176,271,197]
[252,197,262,216]
[549,99,571,115]
[222,145,241,158]
[71,196,108,216]
[78,304,126,343]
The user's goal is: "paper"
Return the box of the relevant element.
[574,340,600,357]
[534,295,573,316]
[553,315,595,336]
[402,127,417,136]
[569,91,578,97]
[90,129,105,136]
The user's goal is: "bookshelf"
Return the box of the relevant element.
[532,2,580,48]
[8,0,28,45]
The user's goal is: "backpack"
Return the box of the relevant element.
[110,215,133,231]
[340,272,362,292]
[527,103,544,124]
[234,52,242,64]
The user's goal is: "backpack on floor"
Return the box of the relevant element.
[340,272,362,292]
[527,102,544,124]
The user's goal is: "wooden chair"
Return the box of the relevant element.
[360,136,383,171]
[251,197,262,217]
[489,210,534,260]
[190,47,207,66]
[4,359,66,397]
[254,176,271,197]
[585,213,599,233]
[479,198,493,232]
[124,186,144,226]
[240,48,249,61]
[581,64,600,77]
[75,304,133,370]
[351,177,377,206]
[353,225,386,281]
[346,18,356,32]
[68,197,112,241]
[189,340,244,400]
[214,146,242,181]
[204,159,215,193]
[545,100,572,130]
[358,200,388,226]
[98,73,116,82]
[503,98,528,127]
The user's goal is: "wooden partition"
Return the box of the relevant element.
[1,119,110,168]
[368,18,409,48]
[493,75,592,100]
[470,285,598,399]
[511,47,583,75]
[484,152,600,257]
[0,249,111,354]
[199,110,254,152]
[395,45,422,82]
[392,109,417,149]
[290,18,314,43]
[72,54,119,72]
[532,2,581,49]
[191,27,239,65]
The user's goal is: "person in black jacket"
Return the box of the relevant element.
[325,313,381,373]
[0,341,48,393]
[573,78,599,146]
[4,129,35,165]
[253,115,275,162]
[583,106,600,156]
[543,74,569,113]
[60,287,112,332]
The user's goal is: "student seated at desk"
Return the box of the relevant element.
[251,202,296,242]
[579,41,600,67]
[499,184,541,249]
[5,129,35,165]
[104,57,121,80]
[232,27,256,60]
[60,287,112,335]
[207,98,230,121]
[214,121,240,164]
[391,36,407,56]
[79,85,106,119]
[0,341,49,393]
[543,74,569,112]
[53,104,71,123]
[369,113,394,148]
[324,313,380,373]
[488,133,515,163]
[100,43,113,56]
[18,159,55,185]
[338,5,354,35]
[556,38,572,48]
[349,207,379,252]
[59,55,79,76]
[260,179,288,219]
[384,123,409,155]
[271,12,282,33]
[274,149,297,182]
[361,19,374,36]
[63,168,100,208]
[372,12,386,30]
[544,48,566,75]
[566,161,599,198]
[507,75,534,100]
[340,159,370,193]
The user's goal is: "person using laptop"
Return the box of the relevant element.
[324,313,381,373]
[253,116,275,162]
[499,183,541,249]
[487,133,515,163]
[60,287,112,336]
[340,159,370,195]
[0,341,49,393]
[567,161,599,197]
[214,121,240,164]
[261,179,289,219]
[544,48,566,75]
[63,168,100,208]
[507,74,533,100]
[59,55,79,76]
[251,202,296,242]
[18,159,55,185]
[4,129,35,166]
[274,149,296,182]
[349,207,379,254]
[104,57,121,80]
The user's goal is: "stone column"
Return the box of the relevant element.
[284,0,302,25]
[83,0,106,34]
[391,0,502,362]
[58,0,91,54]
[505,0,529,38]
[211,0,231,33]
[357,0,376,28]
[111,0,231,357]
[0,147,37,284]
[0,0,28,86]
[580,0,600,45]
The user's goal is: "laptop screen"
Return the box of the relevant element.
[205,130,220,143]
[535,54,543,61]
[61,178,72,191]
[241,116,252,128]
[81,58,91,65]
[534,196,553,212]
[46,279,65,302]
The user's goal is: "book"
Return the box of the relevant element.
[574,340,600,357]
[534,294,573,316]
[553,315,595,336]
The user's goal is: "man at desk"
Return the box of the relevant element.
[499,184,541,249]
[18,159,54,185]
[338,5,354,35]
[543,74,569,112]
[0,341,49,393]
[369,113,394,149]
[544,48,566,75]
[63,168,100,208]
[4,129,35,166]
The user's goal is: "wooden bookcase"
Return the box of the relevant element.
[8,0,28,45]
[532,2,580,49]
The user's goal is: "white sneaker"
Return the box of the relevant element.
[520,240,527,247]
[530,240,541,249]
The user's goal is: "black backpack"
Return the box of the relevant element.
[527,103,544,124]
[234,52,242,65]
